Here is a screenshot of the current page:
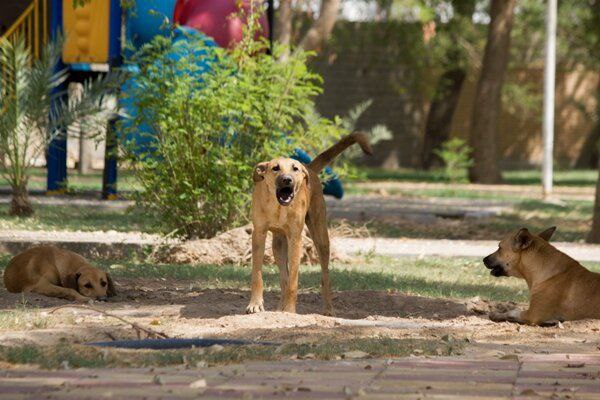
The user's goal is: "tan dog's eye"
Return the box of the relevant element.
[101,281,107,287]
[293,165,299,171]
[84,283,93,289]
[272,165,280,172]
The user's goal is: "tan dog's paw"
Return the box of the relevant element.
[76,295,93,303]
[280,306,296,313]
[489,312,508,322]
[323,307,335,317]
[246,300,265,314]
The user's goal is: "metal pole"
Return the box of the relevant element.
[542,0,557,197]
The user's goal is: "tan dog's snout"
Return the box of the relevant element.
[483,254,508,277]
[275,174,295,206]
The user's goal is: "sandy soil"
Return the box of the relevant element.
[1,277,599,358]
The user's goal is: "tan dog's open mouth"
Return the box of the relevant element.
[276,186,294,206]
[489,265,507,277]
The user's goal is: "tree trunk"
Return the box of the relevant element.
[575,82,600,169]
[468,0,516,183]
[574,120,600,169]
[421,0,475,169]
[298,0,340,52]
[587,158,600,243]
[421,68,466,169]
[10,185,33,217]
[275,0,292,46]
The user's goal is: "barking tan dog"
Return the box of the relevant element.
[247,132,372,315]
[4,246,116,302]
[484,227,600,325]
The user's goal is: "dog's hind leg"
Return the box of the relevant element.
[272,232,289,311]
[246,227,267,314]
[306,213,334,316]
[281,226,304,314]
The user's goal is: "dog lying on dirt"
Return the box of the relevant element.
[4,246,116,302]
[484,226,600,325]
[247,132,372,315]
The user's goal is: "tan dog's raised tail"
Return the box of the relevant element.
[248,132,372,315]
[484,227,600,325]
[4,246,116,302]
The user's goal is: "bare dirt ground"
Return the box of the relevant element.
[1,276,598,358]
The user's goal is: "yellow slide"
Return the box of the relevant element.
[62,0,110,64]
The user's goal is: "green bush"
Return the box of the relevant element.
[121,17,347,239]
[433,138,474,183]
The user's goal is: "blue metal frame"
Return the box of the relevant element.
[108,0,122,63]
[46,0,67,194]
[46,0,123,196]
[102,119,119,199]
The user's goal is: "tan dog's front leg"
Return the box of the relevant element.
[490,298,561,326]
[29,281,91,302]
[246,227,267,314]
[281,230,302,313]
[272,233,289,311]
[489,308,524,323]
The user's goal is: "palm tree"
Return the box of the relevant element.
[0,37,118,216]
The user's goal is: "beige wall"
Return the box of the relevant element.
[450,67,598,168]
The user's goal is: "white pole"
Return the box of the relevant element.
[542,0,557,197]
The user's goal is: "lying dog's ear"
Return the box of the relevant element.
[253,162,268,182]
[106,273,117,297]
[513,228,533,251]
[61,272,81,290]
[538,226,556,242]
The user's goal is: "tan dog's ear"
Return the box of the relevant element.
[513,228,533,251]
[300,163,310,184]
[253,162,268,182]
[538,226,556,242]
[61,272,81,290]
[106,273,117,297]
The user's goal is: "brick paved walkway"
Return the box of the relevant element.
[1,354,599,399]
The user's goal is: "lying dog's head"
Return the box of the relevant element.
[483,226,556,278]
[253,158,309,206]
[63,266,116,301]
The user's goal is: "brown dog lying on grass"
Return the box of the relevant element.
[484,227,600,325]
[4,246,116,302]
[247,132,372,315]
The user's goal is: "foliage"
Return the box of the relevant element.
[339,99,392,163]
[121,12,348,239]
[433,138,473,183]
[0,37,118,216]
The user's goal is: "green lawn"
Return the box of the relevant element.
[0,196,591,241]
[0,204,157,233]
[363,168,598,187]
[0,254,542,303]
[0,337,461,369]
[362,198,592,242]
[0,168,140,192]
[69,255,549,303]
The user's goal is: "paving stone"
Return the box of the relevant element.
[1,355,600,399]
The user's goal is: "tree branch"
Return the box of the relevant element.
[298,0,340,53]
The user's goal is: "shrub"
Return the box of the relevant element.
[0,37,117,216]
[121,14,347,239]
[433,138,473,183]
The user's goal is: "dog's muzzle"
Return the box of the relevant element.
[276,175,295,206]
[483,255,507,277]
